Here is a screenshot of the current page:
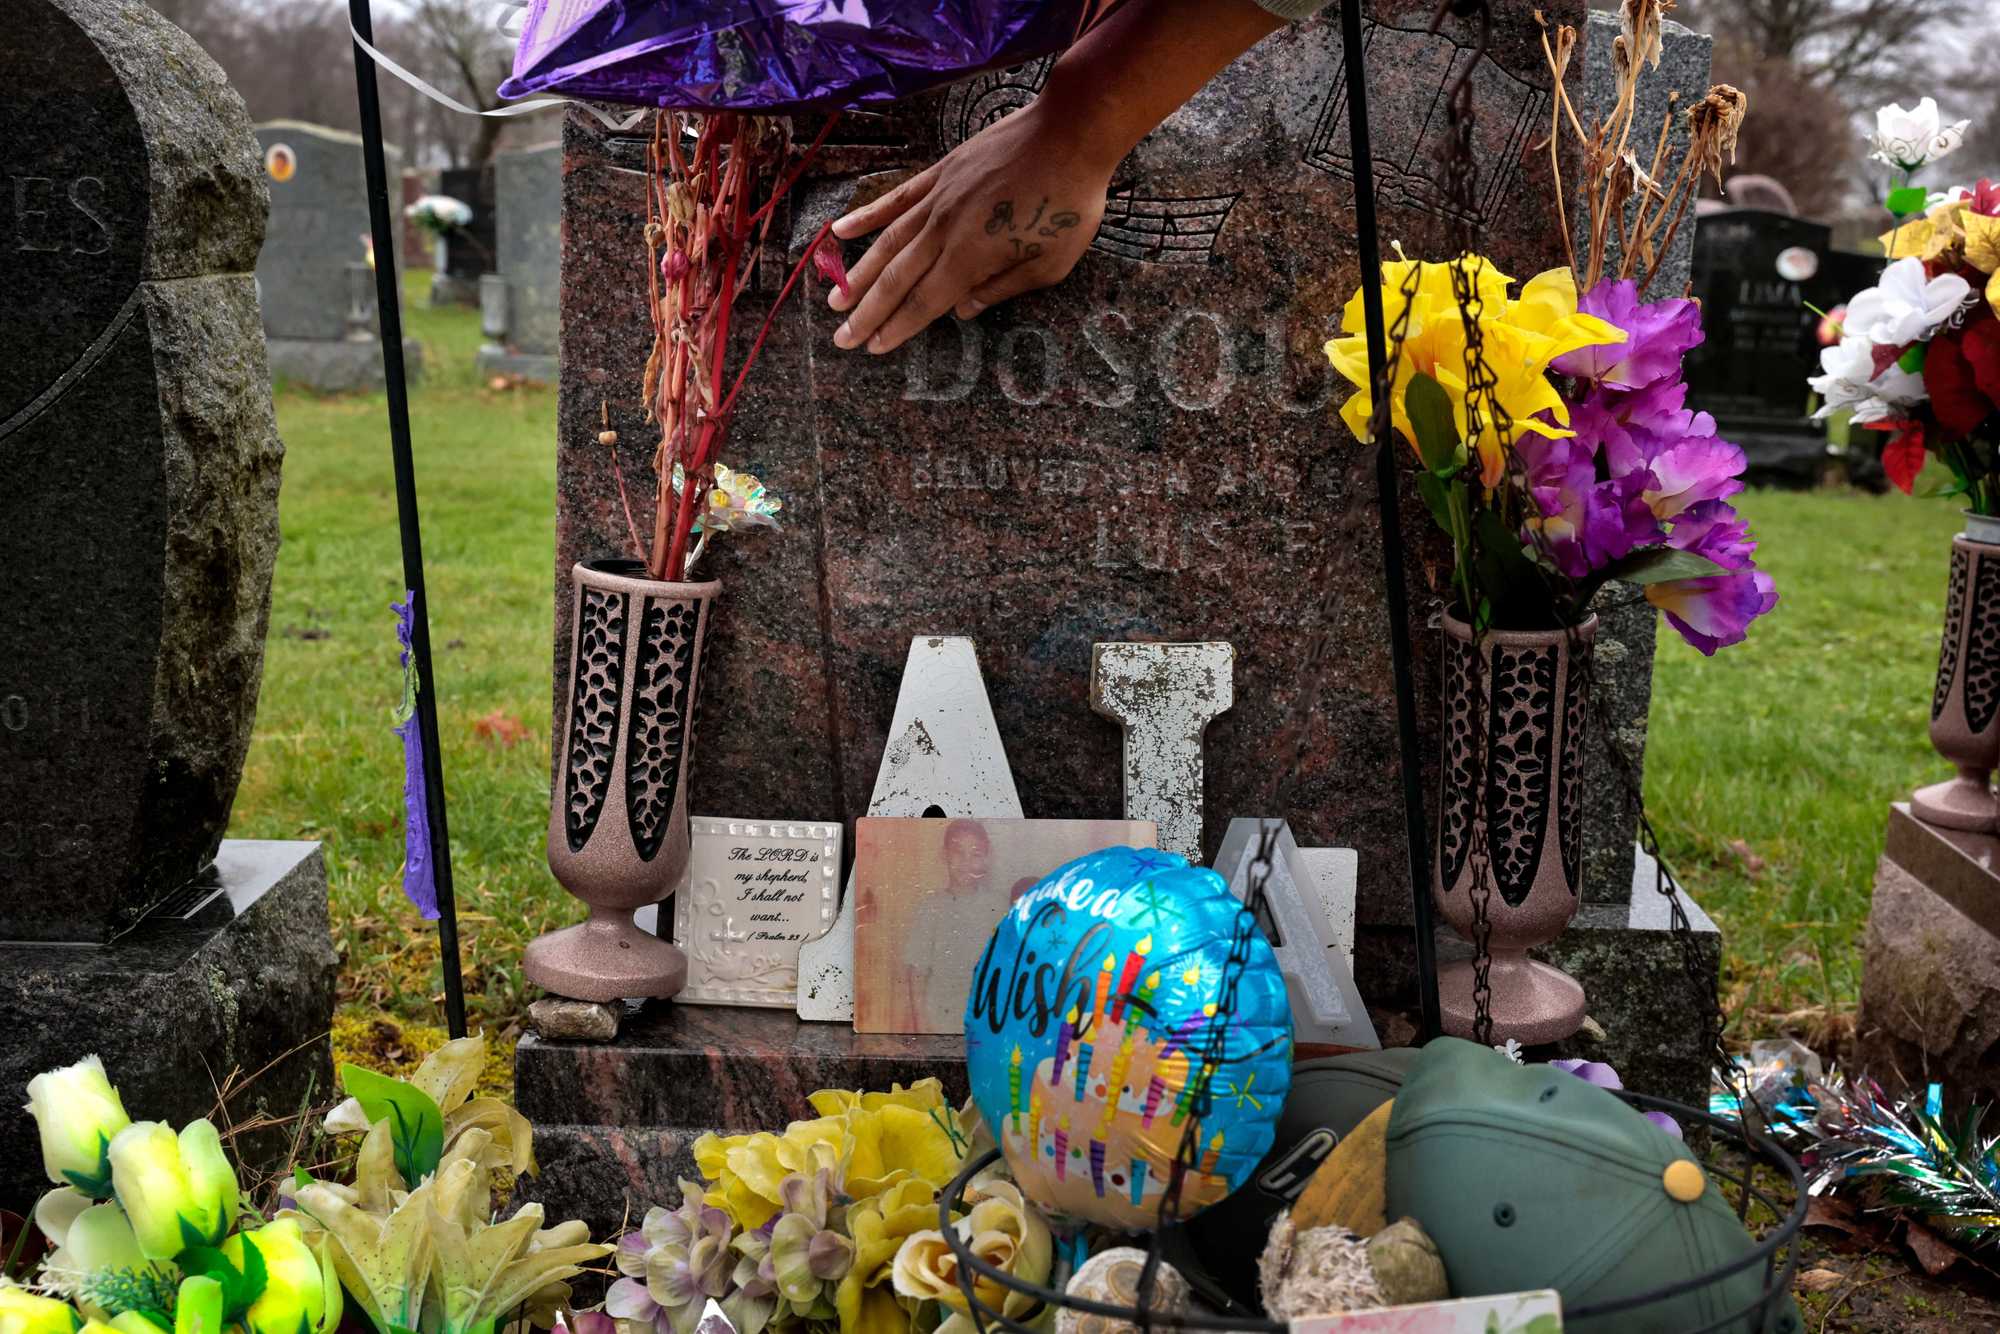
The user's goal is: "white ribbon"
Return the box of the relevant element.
[348,19,650,133]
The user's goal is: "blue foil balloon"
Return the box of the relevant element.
[964,846,1292,1229]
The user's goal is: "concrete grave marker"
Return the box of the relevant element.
[478,141,561,382]
[1090,642,1233,860]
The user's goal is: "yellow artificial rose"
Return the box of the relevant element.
[35,1197,176,1319]
[0,1285,82,1334]
[106,1121,238,1259]
[25,1057,131,1195]
[222,1219,341,1334]
[173,1276,221,1334]
[834,1178,940,1334]
[1326,257,1624,488]
[891,1180,1051,1333]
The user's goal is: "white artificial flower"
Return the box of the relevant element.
[1927,185,1974,211]
[403,193,473,229]
[1494,1038,1524,1064]
[1843,256,1972,347]
[1870,97,1969,171]
[1809,334,1927,423]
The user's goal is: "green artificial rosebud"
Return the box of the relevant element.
[220,1220,338,1334]
[25,1057,132,1197]
[0,1285,83,1334]
[106,1123,239,1260]
[171,1279,221,1334]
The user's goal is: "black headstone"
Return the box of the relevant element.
[440,164,496,281]
[1685,208,1844,486]
[0,0,283,943]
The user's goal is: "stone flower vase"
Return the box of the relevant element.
[1911,525,2000,832]
[1433,610,1596,1045]
[524,559,717,1002]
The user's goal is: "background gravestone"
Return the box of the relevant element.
[1685,208,1846,486]
[0,0,333,1209]
[254,119,421,390]
[478,141,561,382]
[432,162,496,306]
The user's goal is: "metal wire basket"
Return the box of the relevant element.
[937,1088,1807,1334]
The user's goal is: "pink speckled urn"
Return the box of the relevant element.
[1433,610,1596,1045]
[1911,532,2000,833]
[525,559,717,1003]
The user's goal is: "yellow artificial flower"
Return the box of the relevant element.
[891,1180,1051,1334]
[1326,256,1624,487]
[1964,211,2000,281]
[221,1219,341,1334]
[25,1058,131,1195]
[0,1284,81,1334]
[834,1178,940,1334]
[105,1121,237,1259]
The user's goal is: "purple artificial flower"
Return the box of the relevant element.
[1665,501,1758,570]
[1549,1058,1682,1139]
[1520,415,1664,581]
[1554,280,1706,389]
[1644,434,1748,519]
[1647,568,1780,656]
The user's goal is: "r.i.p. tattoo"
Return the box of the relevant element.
[986,196,1082,262]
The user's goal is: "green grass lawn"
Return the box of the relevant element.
[233,279,1961,1040]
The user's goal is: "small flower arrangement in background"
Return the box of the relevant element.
[12,1038,605,1334]
[1810,100,2000,509]
[404,194,474,237]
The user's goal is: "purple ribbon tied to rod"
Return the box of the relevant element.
[392,591,439,920]
[498,0,1131,111]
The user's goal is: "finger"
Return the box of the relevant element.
[957,263,1055,317]
[832,163,941,240]
[866,264,981,354]
[834,225,945,350]
[829,198,931,314]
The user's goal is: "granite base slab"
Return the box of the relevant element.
[267,337,425,393]
[1855,803,2000,1109]
[514,1004,967,1238]
[1433,846,1722,1109]
[0,840,336,1211]
[475,348,555,383]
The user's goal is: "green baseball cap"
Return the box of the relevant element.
[1385,1038,1802,1333]
[1176,1047,1420,1308]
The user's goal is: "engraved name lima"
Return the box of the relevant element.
[902,308,1337,412]
[10,176,113,255]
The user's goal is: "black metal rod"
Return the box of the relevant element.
[349,0,468,1040]
[1339,0,1442,1042]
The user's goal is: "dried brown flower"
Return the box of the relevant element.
[1688,85,1749,189]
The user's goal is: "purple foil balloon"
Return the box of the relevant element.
[499,0,1126,111]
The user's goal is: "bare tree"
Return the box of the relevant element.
[400,0,517,167]
[1679,0,1970,97]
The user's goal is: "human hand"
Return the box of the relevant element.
[827,97,1115,354]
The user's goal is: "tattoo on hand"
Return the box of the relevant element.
[986,197,1083,250]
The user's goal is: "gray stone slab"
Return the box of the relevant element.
[493,141,560,357]
[2,0,282,943]
[1856,807,2000,1109]
[268,336,426,394]
[0,840,337,1207]
[254,120,402,342]
[475,348,557,384]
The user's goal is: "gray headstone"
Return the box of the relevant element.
[495,141,561,356]
[254,120,401,341]
[1,0,283,943]
[1567,12,1712,907]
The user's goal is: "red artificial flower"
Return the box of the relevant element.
[1926,312,2000,440]
[1972,178,2000,217]
[810,234,851,299]
[1868,417,1931,494]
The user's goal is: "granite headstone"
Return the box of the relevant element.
[1685,208,1844,486]
[0,0,333,1207]
[553,2,1589,993]
[431,162,495,305]
[3,0,280,944]
[478,141,561,381]
[254,119,421,390]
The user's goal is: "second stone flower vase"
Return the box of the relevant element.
[1911,532,2000,833]
[524,559,717,1003]
[1434,610,1595,1045]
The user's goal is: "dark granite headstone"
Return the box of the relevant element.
[478,142,561,381]
[439,165,495,282]
[0,0,333,1208]
[553,2,1588,983]
[1685,208,1844,486]
[2,0,281,944]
